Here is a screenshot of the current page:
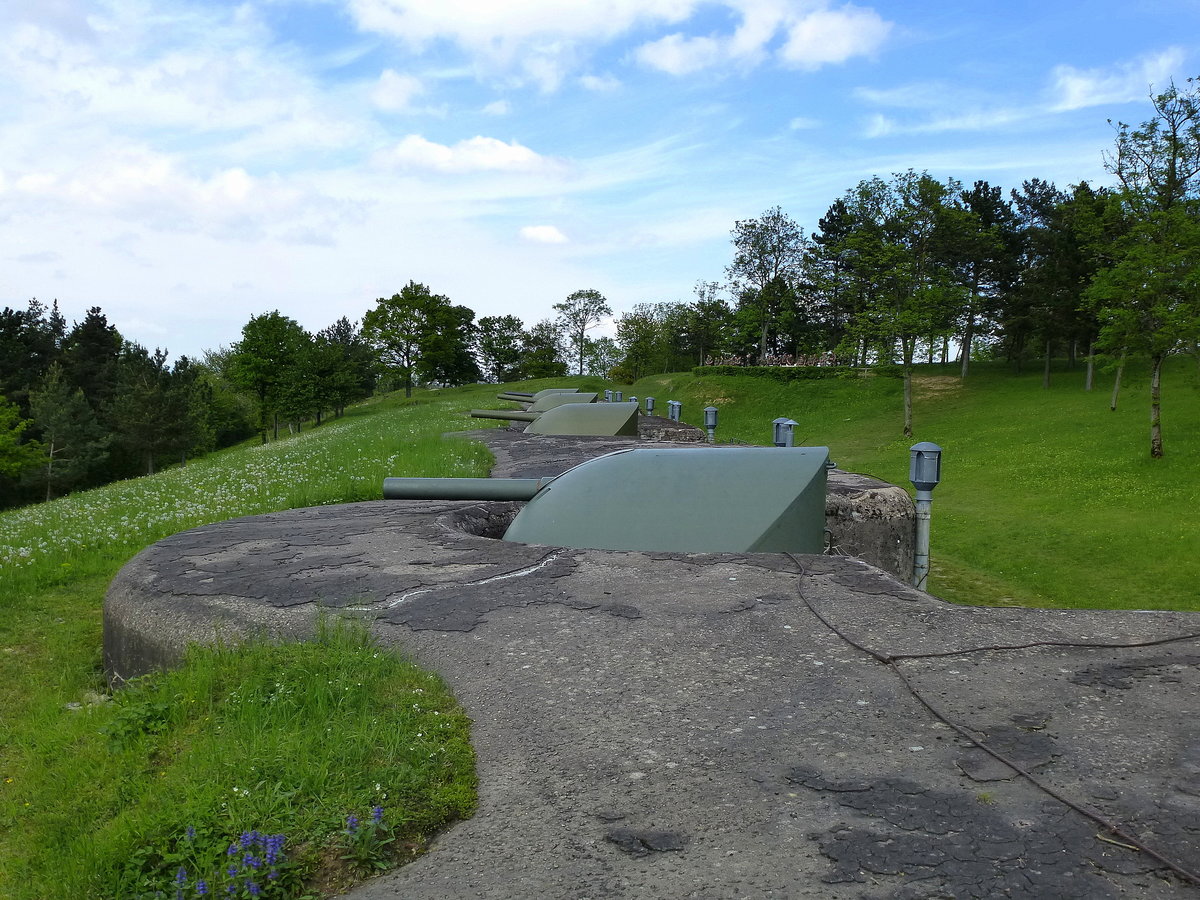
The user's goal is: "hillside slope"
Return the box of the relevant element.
[629,360,1200,611]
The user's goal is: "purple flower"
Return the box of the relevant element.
[264,833,285,865]
[346,814,359,835]
[195,881,208,896]
[226,865,239,879]
[185,826,196,841]
[176,867,188,884]
[247,882,261,897]
[243,853,261,870]
[372,806,384,824]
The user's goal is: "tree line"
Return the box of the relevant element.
[611,78,1200,454]
[2,78,1196,506]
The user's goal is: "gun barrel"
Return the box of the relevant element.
[470,409,539,421]
[383,476,555,501]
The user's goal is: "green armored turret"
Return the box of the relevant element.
[384,446,831,554]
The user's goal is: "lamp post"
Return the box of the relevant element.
[703,406,718,443]
[909,442,943,591]
[772,417,798,447]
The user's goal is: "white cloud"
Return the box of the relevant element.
[1050,47,1186,111]
[636,1,893,76]
[580,73,621,91]
[350,0,893,85]
[482,99,511,115]
[779,5,891,70]
[520,224,569,243]
[372,69,424,111]
[789,116,820,130]
[636,34,723,75]
[375,134,559,173]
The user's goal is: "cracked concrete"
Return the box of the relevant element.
[103,430,1200,898]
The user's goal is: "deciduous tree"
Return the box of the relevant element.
[554,289,612,376]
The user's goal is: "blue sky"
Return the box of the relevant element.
[1,0,1196,360]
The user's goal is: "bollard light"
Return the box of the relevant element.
[614,391,623,402]
[703,406,718,443]
[645,396,655,415]
[604,390,613,402]
[667,400,681,421]
[908,441,943,592]
[629,396,637,405]
[772,417,798,447]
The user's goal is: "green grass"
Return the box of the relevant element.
[634,358,1200,611]
[0,380,555,899]
[5,365,1199,894]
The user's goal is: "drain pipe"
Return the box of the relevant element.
[908,442,943,591]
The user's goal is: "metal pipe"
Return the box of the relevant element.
[912,492,932,590]
[470,409,539,421]
[383,476,555,501]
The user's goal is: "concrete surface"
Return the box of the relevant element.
[102,432,1200,899]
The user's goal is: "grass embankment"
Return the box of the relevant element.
[630,359,1200,611]
[0,380,583,899]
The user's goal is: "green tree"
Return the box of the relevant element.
[0,395,42,481]
[726,207,809,359]
[950,181,1021,377]
[28,363,110,500]
[839,171,964,435]
[553,289,612,376]
[228,311,311,442]
[109,345,204,475]
[419,302,482,387]
[361,284,481,392]
[0,298,65,414]
[686,282,733,366]
[518,320,567,379]
[1088,78,1200,458]
[312,318,375,420]
[476,315,526,383]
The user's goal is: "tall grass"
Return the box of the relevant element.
[635,359,1200,611]
[0,383,520,899]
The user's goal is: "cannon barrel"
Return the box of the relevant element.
[470,409,539,421]
[383,476,556,501]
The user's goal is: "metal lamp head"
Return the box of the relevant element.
[703,406,718,428]
[909,442,943,496]
[772,417,798,447]
[614,391,623,402]
[645,396,655,414]
[604,390,613,402]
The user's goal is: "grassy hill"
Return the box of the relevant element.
[629,358,1200,611]
[2,363,1196,897]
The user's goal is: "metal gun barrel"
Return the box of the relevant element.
[383,476,555,501]
[470,409,539,421]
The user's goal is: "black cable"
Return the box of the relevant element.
[787,553,1200,888]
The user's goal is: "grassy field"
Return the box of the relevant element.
[630,357,1200,610]
[3,363,1198,896]
[0,382,541,900]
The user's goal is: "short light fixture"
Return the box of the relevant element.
[908,441,943,592]
[614,391,623,402]
[703,406,718,443]
[645,397,656,415]
[604,390,613,402]
[667,400,682,421]
[772,417,799,447]
[628,396,637,406]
